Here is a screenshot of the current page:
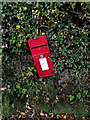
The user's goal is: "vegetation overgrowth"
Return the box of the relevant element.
[2,2,89,119]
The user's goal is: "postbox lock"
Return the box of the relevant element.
[40,55,43,58]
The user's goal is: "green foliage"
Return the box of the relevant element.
[69,90,88,101]
[69,95,75,101]
[76,93,81,100]
[82,90,88,97]
[2,2,89,118]
[2,94,26,118]
[52,24,88,75]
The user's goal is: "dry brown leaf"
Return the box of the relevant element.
[70,116,74,119]
[18,115,21,119]
[62,95,66,99]
[40,110,44,116]
[25,105,31,110]
[56,114,60,118]
[70,102,73,104]
[61,114,64,117]
[50,113,54,118]
[63,115,67,119]
[45,114,48,117]
[16,110,20,113]
[25,109,31,113]
[44,85,47,88]
[82,117,86,120]
[56,96,59,100]
[20,112,25,116]
[26,102,29,105]
[32,105,35,107]
[31,110,35,117]
[1,87,7,91]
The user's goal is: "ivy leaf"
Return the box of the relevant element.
[82,90,88,97]
[16,25,20,29]
[69,95,75,101]
[76,93,81,100]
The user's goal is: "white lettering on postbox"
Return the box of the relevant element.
[39,58,49,71]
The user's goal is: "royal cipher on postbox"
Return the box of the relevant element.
[28,35,55,78]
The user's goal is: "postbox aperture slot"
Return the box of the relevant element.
[31,44,47,49]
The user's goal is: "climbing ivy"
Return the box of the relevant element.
[2,2,89,118]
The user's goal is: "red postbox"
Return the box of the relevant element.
[28,35,55,77]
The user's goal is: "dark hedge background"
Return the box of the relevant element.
[2,2,89,119]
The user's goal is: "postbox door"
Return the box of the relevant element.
[33,53,54,77]
[28,35,55,77]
